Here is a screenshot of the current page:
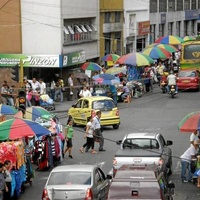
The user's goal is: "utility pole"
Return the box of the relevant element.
[19,59,24,87]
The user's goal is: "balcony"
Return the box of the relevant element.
[103,22,123,33]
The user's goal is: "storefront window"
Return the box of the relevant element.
[150,0,157,13]
[115,12,121,23]
[177,0,183,11]
[159,24,164,37]
[159,0,167,12]
[168,22,173,35]
[176,21,181,36]
[184,0,190,10]
[191,0,196,9]
[150,24,156,43]
[168,0,175,11]
[105,12,111,23]
[104,33,111,55]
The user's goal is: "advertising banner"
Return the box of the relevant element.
[138,21,150,36]
[63,51,86,67]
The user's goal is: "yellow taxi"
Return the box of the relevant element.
[68,96,120,129]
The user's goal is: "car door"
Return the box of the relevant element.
[78,99,91,124]
[69,99,83,124]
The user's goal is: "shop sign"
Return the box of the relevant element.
[0,54,62,67]
[63,51,86,67]
[185,10,199,20]
[161,13,166,24]
[138,21,150,36]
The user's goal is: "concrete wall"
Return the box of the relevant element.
[0,0,22,53]
[21,0,62,54]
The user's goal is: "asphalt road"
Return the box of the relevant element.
[19,86,200,200]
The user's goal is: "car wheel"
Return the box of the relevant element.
[113,124,119,129]
[168,160,173,176]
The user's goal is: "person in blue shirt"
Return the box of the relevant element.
[121,83,130,100]
[109,85,117,106]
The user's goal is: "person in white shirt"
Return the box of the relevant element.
[39,78,46,95]
[50,78,56,100]
[180,141,199,183]
[68,74,74,95]
[29,78,40,92]
[167,71,178,93]
[79,86,92,98]
[190,130,199,146]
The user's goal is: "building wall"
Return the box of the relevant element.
[0,0,21,53]
[100,0,123,10]
[21,0,62,54]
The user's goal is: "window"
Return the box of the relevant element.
[75,100,83,108]
[159,0,167,12]
[191,0,196,9]
[94,169,104,185]
[199,0,200,9]
[177,0,183,11]
[115,12,121,22]
[105,12,111,23]
[168,0,175,11]
[168,22,173,35]
[150,0,157,13]
[123,139,159,149]
[83,100,89,108]
[184,0,190,10]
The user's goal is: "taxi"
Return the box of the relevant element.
[68,96,120,129]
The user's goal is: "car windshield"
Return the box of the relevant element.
[47,171,91,185]
[115,171,156,179]
[92,100,115,111]
[123,139,159,149]
[179,71,196,77]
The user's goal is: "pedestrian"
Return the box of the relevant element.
[109,85,117,106]
[64,119,74,158]
[39,78,46,95]
[194,155,200,187]
[68,74,74,95]
[93,111,105,152]
[190,130,199,146]
[55,78,64,102]
[50,78,56,100]
[79,86,92,98]
[180,141,199,183]
[3,160,12,200]
[0,162,8,200]
[80,117,97,154]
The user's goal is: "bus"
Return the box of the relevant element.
[180,40,200,70]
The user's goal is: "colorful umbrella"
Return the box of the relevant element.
[98,74,116,80]
[142,47,171,59]
[73,72,89,79]
[101,54,120,62]
[0,104,18,115]
[92,75,120,85]
[116,52,154,66]
[0,118,50,140]
[147,44,177,53]
[178,111,200,132]
[106,66,127,75]
[155,35,184,45]
[183,36,195,42]
[81,62,102,71]
[14,106,51,121]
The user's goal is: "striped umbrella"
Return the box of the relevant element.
[101,54,120,62]
[155,35,184,45]
[147,44,178,53]
[142,47,171,59]
[183,36,195,42]
[81,62,102,71]
[0,104,18,115]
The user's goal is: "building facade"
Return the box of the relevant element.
[100,0,124,59]
[124,0,150,53]
[150,0,200,43]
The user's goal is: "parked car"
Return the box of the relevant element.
[112,132,173,177]
[42,164,112,200]
[177,70,200,91]
[107,164,175,200]
[68,96,120,129]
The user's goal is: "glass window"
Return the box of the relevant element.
[158,134,166,146]
[83,100,89,108]
[94,169,104,185]
[179,71,196,77]
[75,100,83,108]
[123,139,159,149]
[177,0,183,11]
[168,0,175,11]
[92,100,115,111]
[48,172,91,185]
[184,0,190,10]
[191,0,196,9]
[105,12,111,23]
[115,12,121,23]
[150,0,157,13]
[159,0,167,12]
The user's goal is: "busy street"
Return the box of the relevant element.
[14,86,200,200]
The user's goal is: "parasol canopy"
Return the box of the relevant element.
[155,35,184,45]
[183,36,195,42]
[101,54,120,62]
[0,104,18,115]
[147,44,178,53]
[142,46,171,59]
[81,62,102,71]
[92,74,120,85]
[14,106,51,121]
[0,118,50,140]
[178,111,200,132]
[116,52,154,66]
[106,66,127,75]
[73,72,89,79]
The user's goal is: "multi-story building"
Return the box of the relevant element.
[124,0,150,53]
[100,0,124,60]
[150,0,200,43]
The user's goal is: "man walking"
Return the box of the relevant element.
[93,111,105,151]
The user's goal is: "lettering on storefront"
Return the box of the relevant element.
[138,21,150,36]
[0,58,20,65]
[28,57,57,66]
[63,51,86,67]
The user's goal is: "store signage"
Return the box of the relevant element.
[185,10,199,20]
[138,21,150,36]
[0,54,62,67]
[161,13,166,24]
[63,50,86,67]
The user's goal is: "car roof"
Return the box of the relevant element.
[124,132,159,139]
[50,164,96,173]
[79,96,113,101]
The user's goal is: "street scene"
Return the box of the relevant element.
[1,0,200,200]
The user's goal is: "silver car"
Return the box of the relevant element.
[42,164,112,200]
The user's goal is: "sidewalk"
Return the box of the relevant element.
[54,99,77,113]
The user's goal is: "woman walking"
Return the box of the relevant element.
[64,119,74,158]
[80,117,97,154]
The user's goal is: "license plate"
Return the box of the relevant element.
[182,80,190,83]
[171,89,175,91]
[102,111,109,114]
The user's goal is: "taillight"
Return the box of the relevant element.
[42,189,50,200]
[91,110,96,118]
[116,109,119,116]
[85,188,93,200]
[194,78,198,82]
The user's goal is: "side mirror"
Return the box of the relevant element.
[116,140,122,145]
[168,182,175,189]
[166,140,173,146]
[107,174,112,180]
[72,104,75,108]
